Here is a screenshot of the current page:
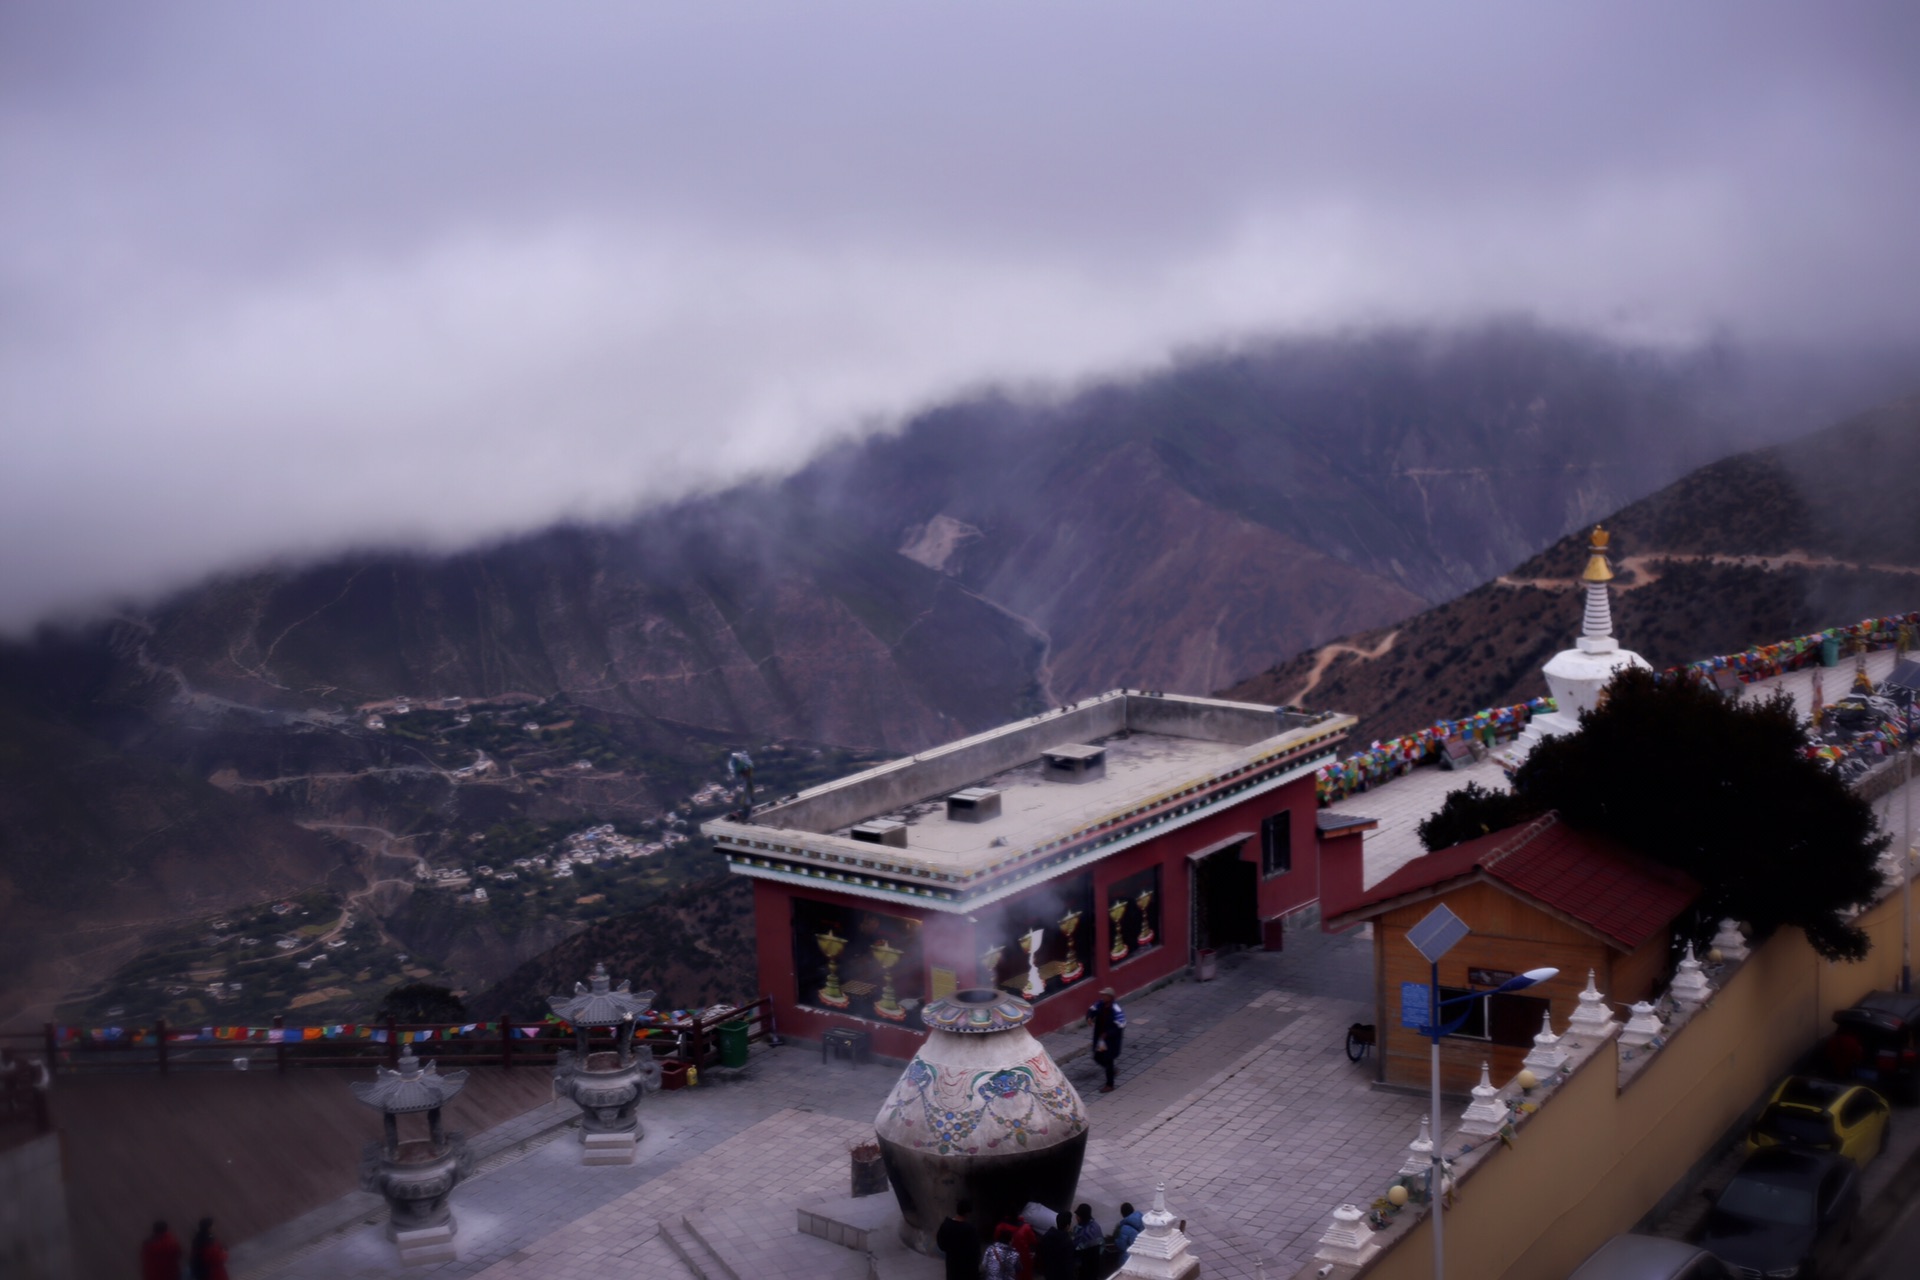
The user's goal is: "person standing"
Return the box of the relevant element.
[1039,1211,1077,1280]
[1085,987,1126,1092]
[1112,1203,1145,1265]
[1009,1215,1038,1280]
[140,1221,183,1280]
[936,1200,981,1280]
[189,1218,230,1280]
[1070,1204,1105,1280]
[981,1224,1021,1280]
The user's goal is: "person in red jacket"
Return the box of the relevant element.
[190,1218,231,1280]
[140,1221,182,1280]
[1009,1215,1039,1280]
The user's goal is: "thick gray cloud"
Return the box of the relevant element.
[2,2,1917,628]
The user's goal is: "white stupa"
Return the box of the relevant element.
[1501,525,1651,767]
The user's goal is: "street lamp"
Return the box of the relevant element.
[1407,903,1558,1280]
[1903,723,1914,994]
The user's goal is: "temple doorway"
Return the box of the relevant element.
[1190,843,1260,957]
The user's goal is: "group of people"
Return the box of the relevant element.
[139,1219,229,1280]
[937,1199,1148,1280]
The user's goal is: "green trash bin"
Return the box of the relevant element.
[1820,636,1841,667]
[717,1019,751,1068]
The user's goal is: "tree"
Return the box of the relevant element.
[377,981,467,1024]
[1425,667,1887,960]
[1418,781,1545,854]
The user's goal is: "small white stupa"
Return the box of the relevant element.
[1502,525,1651,767]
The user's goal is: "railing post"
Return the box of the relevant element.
[500,1020,512,1069]
[42,1022,57,1079]
[156,1017,170,1077]
[273,1015,286,1074]
[386,1017,400,1067]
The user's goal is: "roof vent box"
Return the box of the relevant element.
[850,819,909,848]
[1041,744,1107,783]
[946,787,1003,823]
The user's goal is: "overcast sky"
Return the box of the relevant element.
[2,2,1917,629]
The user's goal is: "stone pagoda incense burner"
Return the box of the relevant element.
[874,988,1088,1253]
[549,962,660,1164]
[351,1049,473,1263]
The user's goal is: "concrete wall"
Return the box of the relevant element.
[0,1132,75,1280]
[1121,694,1305,746]
[1337,886,1914,1280]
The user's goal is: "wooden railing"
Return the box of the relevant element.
[683,996,775,1068]
[9,999,774,1077]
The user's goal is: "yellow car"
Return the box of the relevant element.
[1745,1076,1890,1165]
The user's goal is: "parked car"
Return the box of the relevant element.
[1824,989,1920,1102]
[1745,1076,1890,1165]
[1567,1234,1730,1279]
[1698,1148,1857,1279]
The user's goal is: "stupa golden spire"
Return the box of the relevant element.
[1581,525,1614,584]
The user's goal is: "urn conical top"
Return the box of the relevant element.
[547,961,656,1027]
[351,1049,469,1114]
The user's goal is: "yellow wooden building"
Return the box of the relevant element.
[1325,813,1698,1092]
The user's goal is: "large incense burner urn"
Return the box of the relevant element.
[351,1049,473,1255]
[874,989,1088,1253]
[549,962,660,1162]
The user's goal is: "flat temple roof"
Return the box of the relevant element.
[704,690,1353,909]
[834,730,1244,873]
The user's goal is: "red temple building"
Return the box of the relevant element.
[702,690,1356,1057]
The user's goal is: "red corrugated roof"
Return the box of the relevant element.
[1329,814,1698,951]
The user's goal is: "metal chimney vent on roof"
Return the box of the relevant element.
[946,787,1003,823]
[1041,744,1106,783]
[850,819,909,848]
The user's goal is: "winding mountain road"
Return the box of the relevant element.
[1289,630,1400,703]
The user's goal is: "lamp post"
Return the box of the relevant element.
[1407,904,1557,1280]
[1903,725,1913,994]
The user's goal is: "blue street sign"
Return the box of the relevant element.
[1400,982,1432,1031]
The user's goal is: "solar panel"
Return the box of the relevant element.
[1888,659,1920,692]
[1408,904,1470,963]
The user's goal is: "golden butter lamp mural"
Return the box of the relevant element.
[1135,889,1156,947]
[1108,899,1129,962]
[816,929,851,1008]
[1057,910,1084,983]
[1019,927,1046,999]
[980,942,1006,987]
[871,939,906,1021]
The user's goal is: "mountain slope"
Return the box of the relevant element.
[1225,397,1920,742]
[0,322,1884,1025]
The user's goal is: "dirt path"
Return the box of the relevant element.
[1498,550,1920,594]
[1291,630,1400,703]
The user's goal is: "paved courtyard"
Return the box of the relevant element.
[238,924,1427,1280]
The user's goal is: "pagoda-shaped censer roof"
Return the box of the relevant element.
[547,961,657,1027]
[350,1049,469,1114]
[919,988,1033,1033]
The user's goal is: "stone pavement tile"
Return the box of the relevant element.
[464,1107,872,1278]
